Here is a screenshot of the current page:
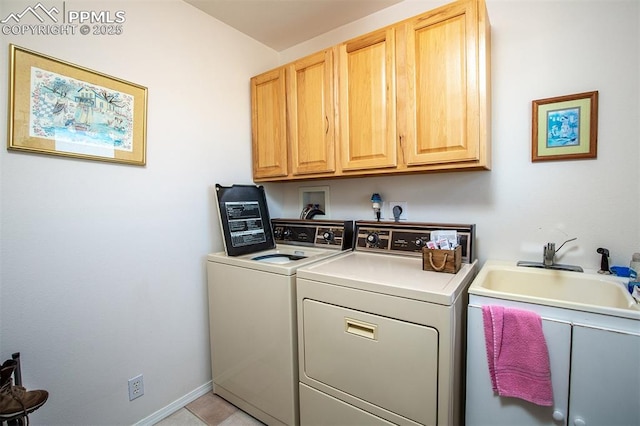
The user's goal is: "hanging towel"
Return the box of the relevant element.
[482,305,554,406]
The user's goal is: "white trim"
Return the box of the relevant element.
[133,381,213,426]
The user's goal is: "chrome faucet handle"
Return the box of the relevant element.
[556,237,577,253]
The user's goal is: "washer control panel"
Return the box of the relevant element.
[355,221,475,263]
[272,219,354,250]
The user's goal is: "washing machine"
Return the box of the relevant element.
[207,184,353,426]
[295,221,478,426]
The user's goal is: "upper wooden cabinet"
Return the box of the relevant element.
[396,0,491,169]
[250,0,491,182]
[251,49,336,180]
[338,27,397,172]
[287,49,336,176]
[251,68,288,179]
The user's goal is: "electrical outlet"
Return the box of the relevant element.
[128,374,144,401]
[389,202,408,221]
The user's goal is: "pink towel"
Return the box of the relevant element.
[482,305,553,406]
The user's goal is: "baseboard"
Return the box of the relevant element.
[134,381,213,426]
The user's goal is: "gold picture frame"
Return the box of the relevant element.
[532,91,598,162]
[7,44,148,165]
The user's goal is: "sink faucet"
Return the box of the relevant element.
[517,237,584,272]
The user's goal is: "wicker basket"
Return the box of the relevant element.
[422,246,462,274]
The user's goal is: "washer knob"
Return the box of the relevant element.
[273,228,283,239]
[414,238,425,247]
[282,228,292,239]
[322,231,335,242]
[366,232,379,246]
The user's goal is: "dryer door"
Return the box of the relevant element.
[301,299,438,425]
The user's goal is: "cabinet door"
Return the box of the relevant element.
[397,0,487,166]
[570,325,640,426]
[465,306,571,426]
[287,49,336,176]
[251,67,288,179]
[338,27,397,171]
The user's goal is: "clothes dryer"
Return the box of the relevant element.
[296,221,477,426]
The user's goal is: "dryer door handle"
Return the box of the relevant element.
[345,318,378,340]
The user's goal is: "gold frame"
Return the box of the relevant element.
[532,91,598,162]
[7,44,148,165]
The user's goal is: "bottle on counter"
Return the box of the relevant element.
[628,252,640,296]
[630,253,640,274]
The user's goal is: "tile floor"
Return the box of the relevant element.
[154,392,264,426]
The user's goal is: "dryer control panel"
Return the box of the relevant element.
[355,221,475,263]
[272,219,354,250]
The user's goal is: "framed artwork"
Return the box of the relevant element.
[7,44,148,165]
[531,91,598,162]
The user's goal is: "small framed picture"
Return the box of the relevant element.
[531,91,598,162]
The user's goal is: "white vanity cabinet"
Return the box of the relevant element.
[569,325,640,426]
[466,297,640,426]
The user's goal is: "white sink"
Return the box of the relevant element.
[469,260,640,319]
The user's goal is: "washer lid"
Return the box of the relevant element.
[215,184,275,256]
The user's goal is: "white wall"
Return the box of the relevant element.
[0,0,638,424]
[0,0,277,424]
[273,0,640,270]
